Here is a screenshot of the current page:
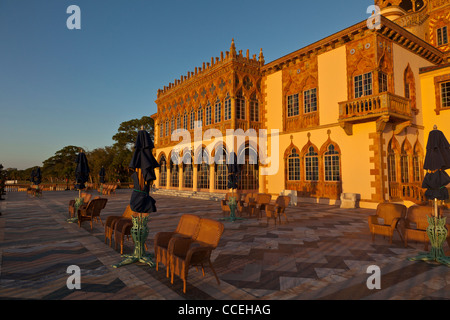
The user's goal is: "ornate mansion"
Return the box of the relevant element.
[151,0,450,209]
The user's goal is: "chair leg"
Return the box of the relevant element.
[209,260,220,286]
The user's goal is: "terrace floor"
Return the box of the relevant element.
[0,189,449,301]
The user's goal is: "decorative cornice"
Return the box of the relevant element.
[261,16,444,75]
[156,39,264,102]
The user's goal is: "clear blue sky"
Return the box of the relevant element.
[0,0,372,170]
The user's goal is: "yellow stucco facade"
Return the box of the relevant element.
[152,0,450,209]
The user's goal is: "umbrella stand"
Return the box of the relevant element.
[112,212,154,268]
[220,188,245,222]
[113,168,155,268]
[408,198,450,267]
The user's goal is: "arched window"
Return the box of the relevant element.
[190,109,195,130]
[249,93,259,122]
[324,144,340,182]
[171,118,175,135]
[305,146,319,181]
[205,101,212,126]
[387,141,397,183]
[159,155,167,187]
[176,115,181,132]
[412,143,422,182]
[170,156,179,187]
[197,148,210,189]
[215,97,222,123]
[224,93,231,121]
[236,90,245,120]
[183,111,188,130]
[238,146,259,190]
[197,106,203,127]
[400,143,409,184]
[214,147,228,190]
[288,148,300,181]
[165,120,169,137]
[182,151,193,188]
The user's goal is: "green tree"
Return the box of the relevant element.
[112,116,154,149]
[42,145,80,182]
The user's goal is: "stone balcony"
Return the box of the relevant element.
[338,92,412,135]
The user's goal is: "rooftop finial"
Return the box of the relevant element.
[230,38,236,56]
[259,48,265,65]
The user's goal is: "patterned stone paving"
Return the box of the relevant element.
[0,189,449,300]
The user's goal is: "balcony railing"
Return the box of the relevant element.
[339,92,412,122]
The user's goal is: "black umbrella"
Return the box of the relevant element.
[113,127,159,268]
[75,150,90,191]
[410,126,450,266]
[99,167,106,184]
[34,167,42,186]
[128,128,159,213]
[30,168,36,184]
[227,151,241,190]
[423,127,450,171]
[422,127,450,206]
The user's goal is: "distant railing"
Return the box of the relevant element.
[4,182,131,192]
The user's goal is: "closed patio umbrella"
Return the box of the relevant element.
[113,127,159,268]
[221,151,244,222]
[99,166,106,184]
[75,149,90,192]
[410,126,450,266]
[34,167,42,186]
[68,149,90,223]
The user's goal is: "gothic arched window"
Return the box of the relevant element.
[324,144,340,182]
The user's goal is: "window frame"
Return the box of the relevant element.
[437,26,448,47]
[303,88,317,114]
[304,146,319,182]
[288,149,300,181]
[354,72,373,98]
[287,93,299,117]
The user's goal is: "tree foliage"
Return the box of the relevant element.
[4,116,155,184]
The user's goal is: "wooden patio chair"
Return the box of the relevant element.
[113,216,148,254]
[265,195,291,225]
[169,218,224,293]
[77,197,108,229]
[104,205,136,247]
[68,192,92,218]
[403,205,449,250]
[253,193,272,219]
[368,202,406,244]
[154,214,201,277]
[237,192,257,216]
